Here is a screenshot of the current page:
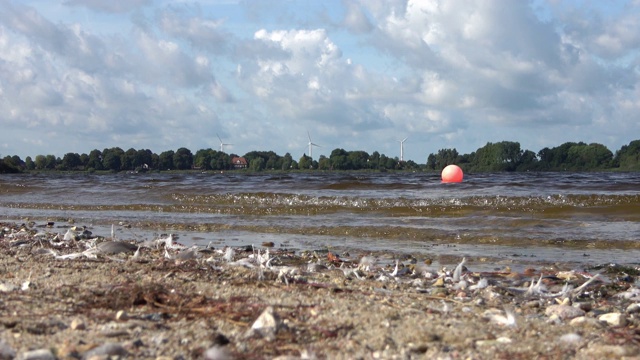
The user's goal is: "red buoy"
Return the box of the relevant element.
[441,164,464,183]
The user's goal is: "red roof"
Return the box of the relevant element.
[232,157,247,166]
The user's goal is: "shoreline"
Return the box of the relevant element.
[1,221,640,359]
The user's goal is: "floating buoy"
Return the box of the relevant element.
[441,164,464,183]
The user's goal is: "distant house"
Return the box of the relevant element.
[232,157,248,169]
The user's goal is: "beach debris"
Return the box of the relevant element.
[469,278,489,291]
[452,257,466,282]
[327,251,341,263]
[173,246,202,261]
[3,219,640,358]
[63,228,76,242]
[155,234,184,250]
[246,306,282,341]
[485,307,517,327]
[223,247,235,262]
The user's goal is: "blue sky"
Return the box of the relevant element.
[1,0,639,162]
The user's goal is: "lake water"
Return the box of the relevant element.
[1,171,639,271]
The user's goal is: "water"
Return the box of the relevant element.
[1,171,639,270]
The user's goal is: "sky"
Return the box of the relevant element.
[1,0,640,162]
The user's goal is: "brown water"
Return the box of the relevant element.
[1,171,639,270]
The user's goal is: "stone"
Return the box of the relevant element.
[626,303,640,314]
[598,312,626,326]
[83,343,127,359]
[545,305,585,320]
[0,341,16,360]
[70,318,86,330]
[16,349,55,360]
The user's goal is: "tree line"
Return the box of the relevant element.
[1,139,640,173]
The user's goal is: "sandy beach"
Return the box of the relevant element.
[1,221,640,359]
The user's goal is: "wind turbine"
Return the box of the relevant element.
[217,134,233,153]
[398,137,408,162]
[307,131,320,160]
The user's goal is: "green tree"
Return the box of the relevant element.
[134,149,153,171]
[249,157,265,171]
[34,155,46,170]
[281,153,293,170]
[45,155,58,170]
[427,148,460,170]
[329,148,349,170]
[298,154,311,169]
[369,151,380,170]
[348,150,370,170]
[122,148,137,171]
[194,149,215,170]
[61,152,82,171]
[102,147,124,171]
[0,156,20,173]
[87,150,103,171]
[470,141,522,171]
[210,151,231,170]
[158,150,175,170]
[537,142,581,170]
[614,140,640,170]
[317,155,330,170]
[516,150,538,171]
[25,156,35,170]
[565,143,613,170]
[173,148,193,170]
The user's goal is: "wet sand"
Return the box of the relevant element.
[1,221,640,359]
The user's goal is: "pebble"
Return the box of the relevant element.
[545,305,585,320]
[16,349,55,360]
[246,306,280,340]
[559,333,582,344]
[0,283,16,292]
[598,312,626,326]
[626,303,640,314]
[569,316,601,328]
[116,310,129,321]
[573,302,592,312]
[83,343,128,359]
[70,318,86,330]
[203,346,232,360]
[0,340,16,360]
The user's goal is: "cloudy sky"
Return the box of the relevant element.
[1,0,639,162]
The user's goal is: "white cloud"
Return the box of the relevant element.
[0,0,639,160]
